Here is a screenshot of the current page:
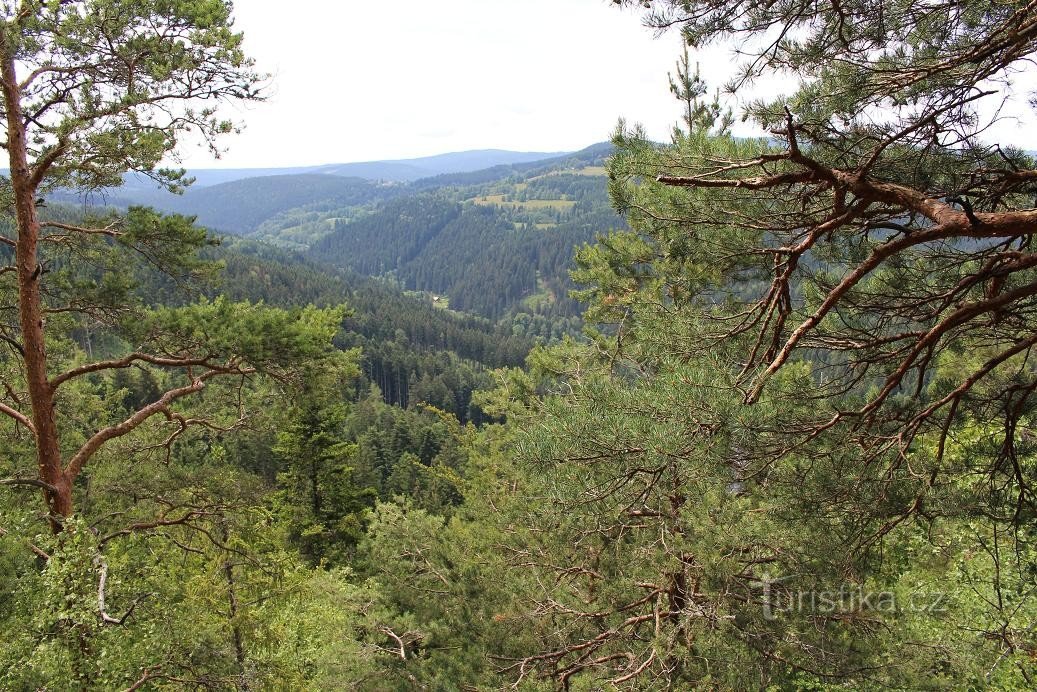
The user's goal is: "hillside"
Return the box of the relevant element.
[303,143,624,319]
[52,143,622,322]
[53,174,396,235]
[30,147,571,193]
[136,237,534,420]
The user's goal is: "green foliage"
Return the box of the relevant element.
[128,235,538,419]
[667,43,732,136]
[307,187,610,320]
[353,424,547,689]
[0,510,382,689]
[133,297,345,374]
[10,0,262,191]
[273,401,375,565]
[412,2,1037,684]
[11,1,1037,689]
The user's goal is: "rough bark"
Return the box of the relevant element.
[0,44,71,529]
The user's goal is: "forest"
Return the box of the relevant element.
[3,0,1037,689]
[56,141,622,323]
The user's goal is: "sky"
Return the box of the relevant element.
[175,0,708,169]
[175,0,1037,170]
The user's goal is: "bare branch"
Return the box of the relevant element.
[0,401,34,434]
[122,665,164,692]
[657,169,814,189]
[745,211,1037,403]
[64,365,256,480]
[0,476,56,493]
[64,378,204,480]
[28,137,68,189]
[40,219,122,240]
[98,510,215,547]
[51,352,214,389]
[94,552,149,626]
[0,524,50,561]
[379,626,410,660]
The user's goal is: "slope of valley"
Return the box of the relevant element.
[72,143,622,326]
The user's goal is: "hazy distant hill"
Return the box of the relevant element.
[52,174,396,235]
[308,149,569,182]
[108,148,570,189]
[409,142,615,189]
[42,147,577,234]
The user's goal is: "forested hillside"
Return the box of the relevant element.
[53,174,396,236]
[136,237,532,420]
[304,145,623,318]
[65,142,624,323]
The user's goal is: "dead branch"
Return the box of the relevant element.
[94,552,150,625]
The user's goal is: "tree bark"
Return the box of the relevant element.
[0,46,71,529]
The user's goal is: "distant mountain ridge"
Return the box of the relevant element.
[9,148,574,189]
[169,148,572,187]
[307,149,571,182]
[47,143,610,235]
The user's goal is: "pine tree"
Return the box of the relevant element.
[0,2,348,530]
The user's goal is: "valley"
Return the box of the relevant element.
[60,143,622,324]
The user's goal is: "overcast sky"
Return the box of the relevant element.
[177,0,703,169]
[176,1,1037,170]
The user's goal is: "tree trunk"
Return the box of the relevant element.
[220,524,250,690]
[0,51,71,529]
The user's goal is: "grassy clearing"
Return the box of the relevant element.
[471,195,577,212]
[527,166,607,181]
[522,276,556,310]
[404,290,451,309]
[510,222,561,230]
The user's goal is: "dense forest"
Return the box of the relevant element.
[3,0,1037,690]
[139,238,534,419]
[306,148,621,319]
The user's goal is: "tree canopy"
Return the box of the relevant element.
[467,0,1037,686]
[599,0,1037,521]
[8,0,1037,689]
[0,0,290,526]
